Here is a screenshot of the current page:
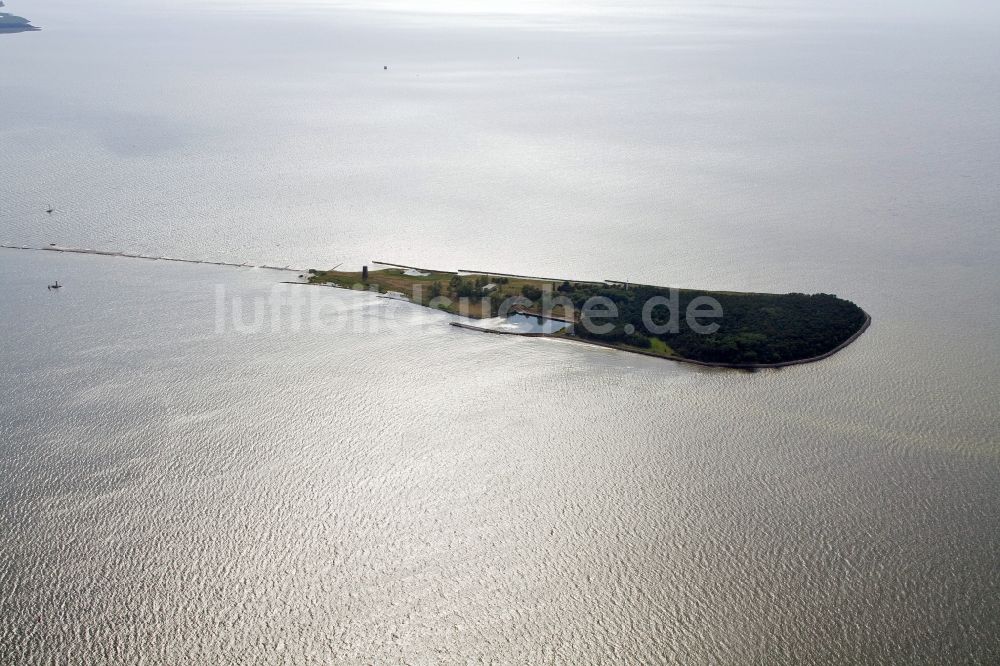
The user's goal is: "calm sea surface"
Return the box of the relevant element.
[2,0,999,662]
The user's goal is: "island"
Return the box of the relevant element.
[304,263,870,369]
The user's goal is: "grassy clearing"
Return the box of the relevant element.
[648,337,675,356]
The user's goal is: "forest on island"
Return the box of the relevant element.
[564,283,867,364]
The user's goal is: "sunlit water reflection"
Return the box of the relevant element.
[2,0,999,661]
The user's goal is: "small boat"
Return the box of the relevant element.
[45,206,54,214]
[47,281,62,290]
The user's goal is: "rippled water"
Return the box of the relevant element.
[2,0,999,662]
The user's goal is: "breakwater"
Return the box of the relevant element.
[0,244,307,273]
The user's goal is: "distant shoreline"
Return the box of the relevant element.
[0,11,40,33]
